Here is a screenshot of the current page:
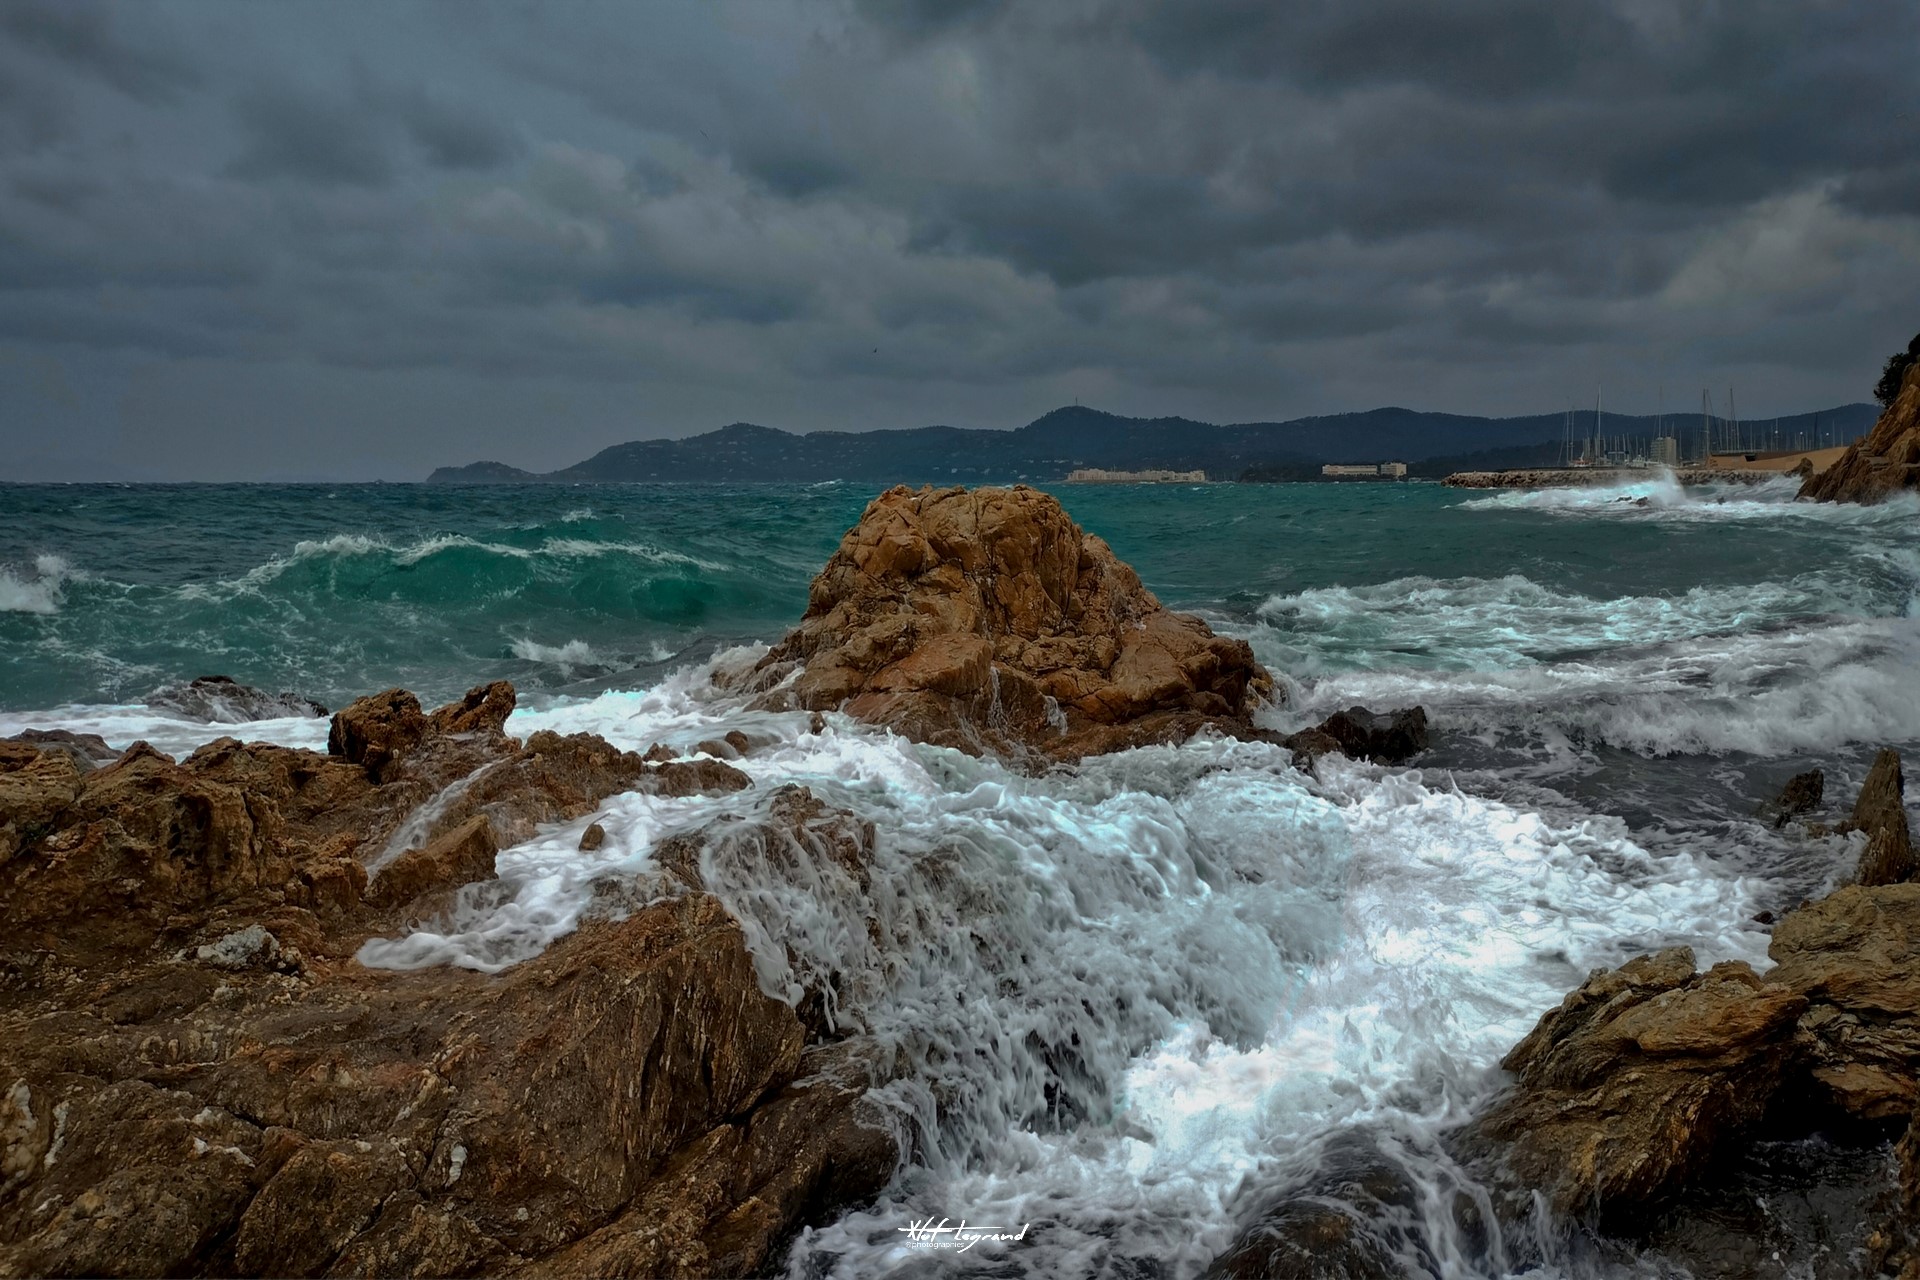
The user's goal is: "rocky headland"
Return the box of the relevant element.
[1802,344,1920,504]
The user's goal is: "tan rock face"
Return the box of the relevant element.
[1460,948,1806,1226]
[1463,881,1920,1240]
[1801,360,1920,503]
[1770,882,1920,1118]
[752,484,1274,760]
[0,683,896,1278]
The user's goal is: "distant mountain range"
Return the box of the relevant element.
[428,403,1882,485]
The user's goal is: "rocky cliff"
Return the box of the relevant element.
[0,684,899,1279]
[1801,355,1920,503]
[745,484,1275,761]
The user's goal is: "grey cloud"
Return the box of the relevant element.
[0,1,198,102]
[0,0,1915,480]
[227,85,397,186]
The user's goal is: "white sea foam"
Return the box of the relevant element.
[0,704,333,758]
[508,637,610,672]
[0,555,76,615]
[1254,571,1882,675]
[1459,473,1920,525]
[1277,613,1920,759]
[344,680,1768,1278]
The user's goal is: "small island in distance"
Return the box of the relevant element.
[428,402,1880,486]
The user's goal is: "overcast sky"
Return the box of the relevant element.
[3,0,1918,480]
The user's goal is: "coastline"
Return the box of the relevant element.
[3,480,1917,1277]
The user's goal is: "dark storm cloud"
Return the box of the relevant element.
[0,1,197,103]
[0,0,1916,480]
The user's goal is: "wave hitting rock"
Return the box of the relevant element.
[745,484,1275,761]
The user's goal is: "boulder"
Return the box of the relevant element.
[1847,749,1915,886]
[748,485,1273,761]
[1762,768,1825,829]
[0,730,117,772]
[146,675,327,723]
[1286,706,1430,766]
[1456,948,1807,1227]
[1801,356,1920,504]
[326,688,431,782]
[1768,883,1920,1120]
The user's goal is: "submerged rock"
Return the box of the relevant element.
[1205,1133,1487,1279]
[0,730,117,772]
[1285,706,1430,766]
[1846,749,1915,886]
[747,484,1273,761]
[146,674,328,723]
[1762,768,1825,829]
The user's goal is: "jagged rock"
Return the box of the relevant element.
[1846,749,1915,886]
[0,892,898,1278]
[1769,884,1920,1120]
[0,679,897,1277]
[0,730,116,772]
[1286,706,1430,766]
[1762,768,1825,829]
[146,675,327,723]
[1802,348,1920,504]
[1457,948,1807,1227]
[748,484,1273,761]
[326,688,431,782]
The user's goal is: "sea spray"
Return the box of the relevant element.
[344,676,1772,1279]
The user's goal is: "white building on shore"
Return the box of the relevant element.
[1321,462,1408,478]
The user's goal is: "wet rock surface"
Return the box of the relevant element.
[747,484,1274,762]
[146,675,329,723]
[1205,1134,1489,1280]
[1846,748,1915,886]
[0,682,896,1278]
[1458,948,1809,1227]
[1282,706,1430,766]
[1453,866,1920,1268]
[1763,767,1825,829]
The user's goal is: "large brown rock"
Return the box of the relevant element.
[1800,357,1920,503]
[750,484,1274,760]
[1458,948,1807,1226]
[1769,883,1920,1120]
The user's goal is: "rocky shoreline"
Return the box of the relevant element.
[1801,353,1920,504]
[3,483,1917,1277]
